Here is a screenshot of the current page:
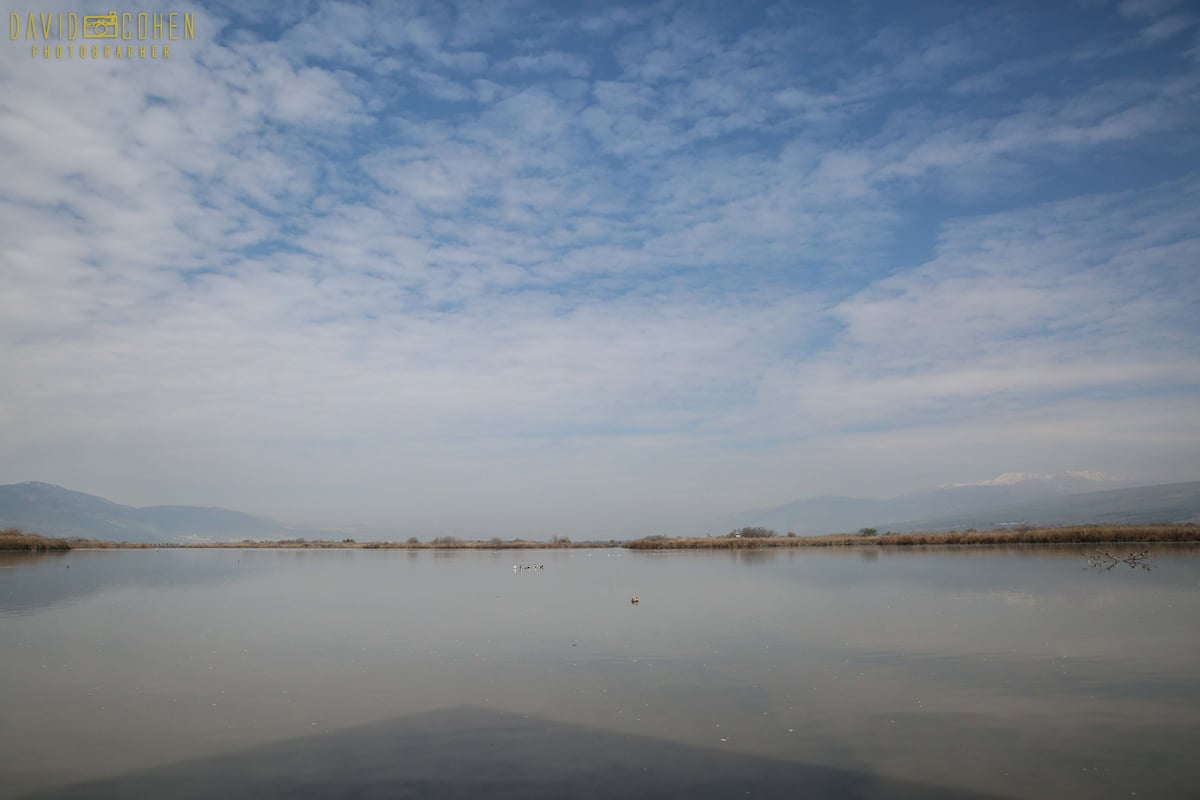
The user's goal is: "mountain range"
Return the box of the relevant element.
[0,482,343,544]
[726,472,1200,535]
[3,473,1199,544]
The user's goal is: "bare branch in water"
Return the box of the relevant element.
[1087,549,1152,571]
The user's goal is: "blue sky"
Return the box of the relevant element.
[1,0,1198,537]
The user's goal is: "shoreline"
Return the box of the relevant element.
[4,524,1199,552]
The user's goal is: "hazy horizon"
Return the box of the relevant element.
[3,471,1190,540]
[3,1,1199,538]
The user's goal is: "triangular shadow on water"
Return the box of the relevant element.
[22,705,1014,800]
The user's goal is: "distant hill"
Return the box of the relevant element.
[0,482,342,544]
[728,472,1191,535]
[877,481,1200,532]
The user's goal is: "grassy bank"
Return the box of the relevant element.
[183,537,616,550]
[0,528,74,551]
[0,528,158,551]
[624,524,1200,550]
[4,524,1199,552]
[0,528,609,551]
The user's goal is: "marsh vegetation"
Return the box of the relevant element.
[0,528,73,551]
[3,523,1197,552]
[625,524,1200,549]
[5,544,1200,800]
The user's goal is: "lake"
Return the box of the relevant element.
[2,546,1198,799]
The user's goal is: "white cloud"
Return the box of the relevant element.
[1,0,1197,535]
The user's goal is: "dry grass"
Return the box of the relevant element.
[625,524,1200,550]
[65,539,157,549]
[864,524,1200,546]
[0,528,159,550]
[0,528,612,551]
[627,535,804,550]
[178,537,618,550]
[5,524,1198,552]
[0,527,73,551]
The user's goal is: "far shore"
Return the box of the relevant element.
[4,524,1199,552]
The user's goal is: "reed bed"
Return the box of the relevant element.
[4,524,1197,552]
[857,524,1200,546]
[180,538,616,550]
[624,524,1200,550]
[626,535,806,550]
[0,528,73,551]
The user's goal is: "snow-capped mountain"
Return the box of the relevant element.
[939,471,1135,491]
[728,471,1151,535]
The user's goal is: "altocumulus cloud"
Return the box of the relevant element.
[1,0,1198,537]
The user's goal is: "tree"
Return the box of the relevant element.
[729,526,776,538]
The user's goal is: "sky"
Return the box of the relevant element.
[1,0,1198,538]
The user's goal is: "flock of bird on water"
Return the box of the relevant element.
[513,562,639,604]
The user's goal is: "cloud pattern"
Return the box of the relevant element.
[1,0,1198,536]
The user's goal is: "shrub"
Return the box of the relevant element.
[0,528,72,551]
[729,526,776,538]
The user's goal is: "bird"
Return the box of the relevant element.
[631,596,639,605]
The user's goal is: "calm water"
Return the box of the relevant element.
[1,546,1198,799]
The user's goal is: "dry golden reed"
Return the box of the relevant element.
[2,524,1197,552]
[625,524,1200,550]
[0,527,73,551]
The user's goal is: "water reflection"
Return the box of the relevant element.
[0,550,241,617]
[1086,548,1153,571]
[20,706,1008,800]
[0,546,1197,800]
[0,551,69,570]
